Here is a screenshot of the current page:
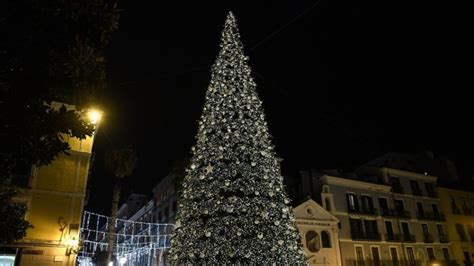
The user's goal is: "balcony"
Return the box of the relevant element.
[345,259,423,266]
[417,211,446,221]
[385,233,402,242]
[439,234,449,243]
[381,209,411,219]
[351,231,382,241]
[349,208,378,216]
[423,234,434,243]
[452,206,461,214]
[402,234,416,242]
[412,188,423,196]
[462,207,473,215]
[426,190,438,198]
[392,184,404,194]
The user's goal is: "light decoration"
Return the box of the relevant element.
[167,11,305,264]
[77,211,173,266]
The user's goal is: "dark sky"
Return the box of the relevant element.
[86,1,472,214]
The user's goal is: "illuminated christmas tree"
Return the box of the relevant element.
[169,12,305,264]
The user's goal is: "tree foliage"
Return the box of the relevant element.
[0,189,33,244]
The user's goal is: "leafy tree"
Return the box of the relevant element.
[0,189,33,244]
[0,0,119,244]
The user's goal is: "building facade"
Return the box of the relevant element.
[437,187,474,266]
[293,199,342,265]
[2,102,100,265]
[292,166,457,266]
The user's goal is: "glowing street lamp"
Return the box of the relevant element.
[87,109,103,125]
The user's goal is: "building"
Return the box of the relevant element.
[293,198,342,265]
[437,187,474,266]
[2,102,101,265]
[115,193,149,220]
[292,167,456,266]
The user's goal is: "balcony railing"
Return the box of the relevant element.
[412,188,423,196]
[392,185,404,194]
[345,259,423,266]
[381,209,411,219]
[351,231,382,241]
[385,233,402,242]
[462,207,473,215]
[349,208,378,216]
[423,234,434,243]
[439,234,449,243]
[401,234,416,242]
[452,206,461,214]
[417,211,446,221]
[426,190,438,198]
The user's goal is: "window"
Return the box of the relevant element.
[432,204,440,218]
[361,195,374,213]
[347,194,359,212]
[456,224,467,241]
[406,247,416,266]
[395,200,405,215]
[425,182,436,197]
[355,246,364,266]
[378,198,389,215]
[401,222,411,237]
[451,196,460,213]
[321,231,331,248]
[417,202,425,218]
[305,231,320,252]
[467,225,474,241]
[442,248,450,261]
[364,220,379,239]
[391,176,403,193]
[410,180,421,195]
[350,218,364,239]
[371,247,381,266]
[385,221,394,240]
[390,247,399,266]
[427,247,436,260]
[437,224,445,235]
[422,224,429,236]
[325,198,332,211]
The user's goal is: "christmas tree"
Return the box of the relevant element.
[169,12,306,265]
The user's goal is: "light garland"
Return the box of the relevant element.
[77,211,174,265]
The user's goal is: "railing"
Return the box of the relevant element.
[345,259,423,266]
[349,208,379,216]
[427,190,438,198]
[417,211,446,221]
[385,233,402,242]
[392,185,404,194]
[412,188,423,196]
[439,234,449,243]
[351,231,382,241]
[452,206,461,214]
[381,209,411,219]
[423,233,434,243]
[402,234,416,242]
[462,207,472,215]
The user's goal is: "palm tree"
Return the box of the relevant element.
[104,146,137,263]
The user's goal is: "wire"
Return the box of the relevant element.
[249,0,322,51]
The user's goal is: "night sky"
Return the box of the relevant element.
[86,2,472,214]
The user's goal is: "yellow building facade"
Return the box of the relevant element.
[437,187,474,266]
[7,102,100,265]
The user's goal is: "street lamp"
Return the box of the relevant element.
[87,109,103,125]
[118,256,127,265]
